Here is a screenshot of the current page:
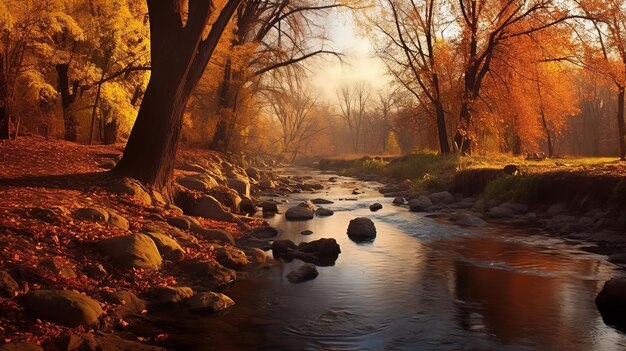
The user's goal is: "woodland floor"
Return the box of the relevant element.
[0,136,259,346]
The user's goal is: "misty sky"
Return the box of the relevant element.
[309,12,389,101]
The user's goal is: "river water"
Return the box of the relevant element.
[157,168,626,350]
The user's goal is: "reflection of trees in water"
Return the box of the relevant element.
[446,236,606,348]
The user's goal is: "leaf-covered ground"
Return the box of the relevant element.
[0,136,260,346]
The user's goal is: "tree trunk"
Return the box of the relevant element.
[0,56,10,140]
[113,0,243,197]
[540,108,553,157]
[435,103,450,154]
[454,100,472,155]
[210,59,238,152]
[56,63,78,142]
[103,118,118,145]
[89,60,109,145]
[617,86,626,161]
[113,65,189,195]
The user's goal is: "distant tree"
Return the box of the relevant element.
[578,0,626,160]
[370,0,451,154]
[337,82,371,153]
[265,71,327,161]
[113,0,242,197]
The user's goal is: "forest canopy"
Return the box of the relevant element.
[1,0,625,162]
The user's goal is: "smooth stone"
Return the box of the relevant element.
[22,290,103,327]
[409,196,432,212]
[287,264,319,283]
[152,286,194,305]
[347,217,377,242]
[215,245,250,270]
[285,206,314,220]
[187,292,235,312]
[369,203,383,211]
[97,233,162,270]
[315,208,334,216]
[311,198,334,205]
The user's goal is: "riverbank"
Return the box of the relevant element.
[0,137,305,350]
[318,154,626,256]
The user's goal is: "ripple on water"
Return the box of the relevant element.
[285,309,389,340]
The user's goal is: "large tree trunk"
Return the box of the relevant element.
[56,63,79,142]
[113,0,242,197]
[210,59,241,152]
[113,69,188,193]
[617,86,626,161]
[0,56,10,140]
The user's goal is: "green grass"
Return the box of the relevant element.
[337,152,623,194]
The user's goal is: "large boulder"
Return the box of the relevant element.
[38,257,77,279]
[596,278,626,326]
[182,195,236,222]
[347,217,377,242]
[227,177,251,198]
[260,200,278,213]
[428,191,455,205]
[152,286,194,305]
[73,207,109,223]
[297,238,341,265]
[187,292,235,313]
[285,206,314,220]
[240,198,256,216]
[178,174,218,192]
[143,231,185,261]
[409,196,432,212]
[199,228,235,244]
[97,234,162,270]
[272,240,298,259]
[208,186,242,213]
[22,290,103,327]
[0,270,19,297]
[101,290,146,319]
[215,245,250,270]
[180,260,236,288]
[107,210,129,231]
[287,264,319,283]
[166,216,191,231]
[450,212,487,227]
[111,178,153,206]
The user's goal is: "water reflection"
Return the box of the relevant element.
[147,168,626,350]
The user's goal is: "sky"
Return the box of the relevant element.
[308,12,390,102]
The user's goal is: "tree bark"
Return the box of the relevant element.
[113,0,242,197]
[454,99,472,155]
[435,102,450,154]
[540,108,553,157]
[56,63,79,142]
[0,55,10,140]
[617,86,626,160]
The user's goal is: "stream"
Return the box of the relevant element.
[156,168,626,350]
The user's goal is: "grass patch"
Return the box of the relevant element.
[481,175,540,203]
